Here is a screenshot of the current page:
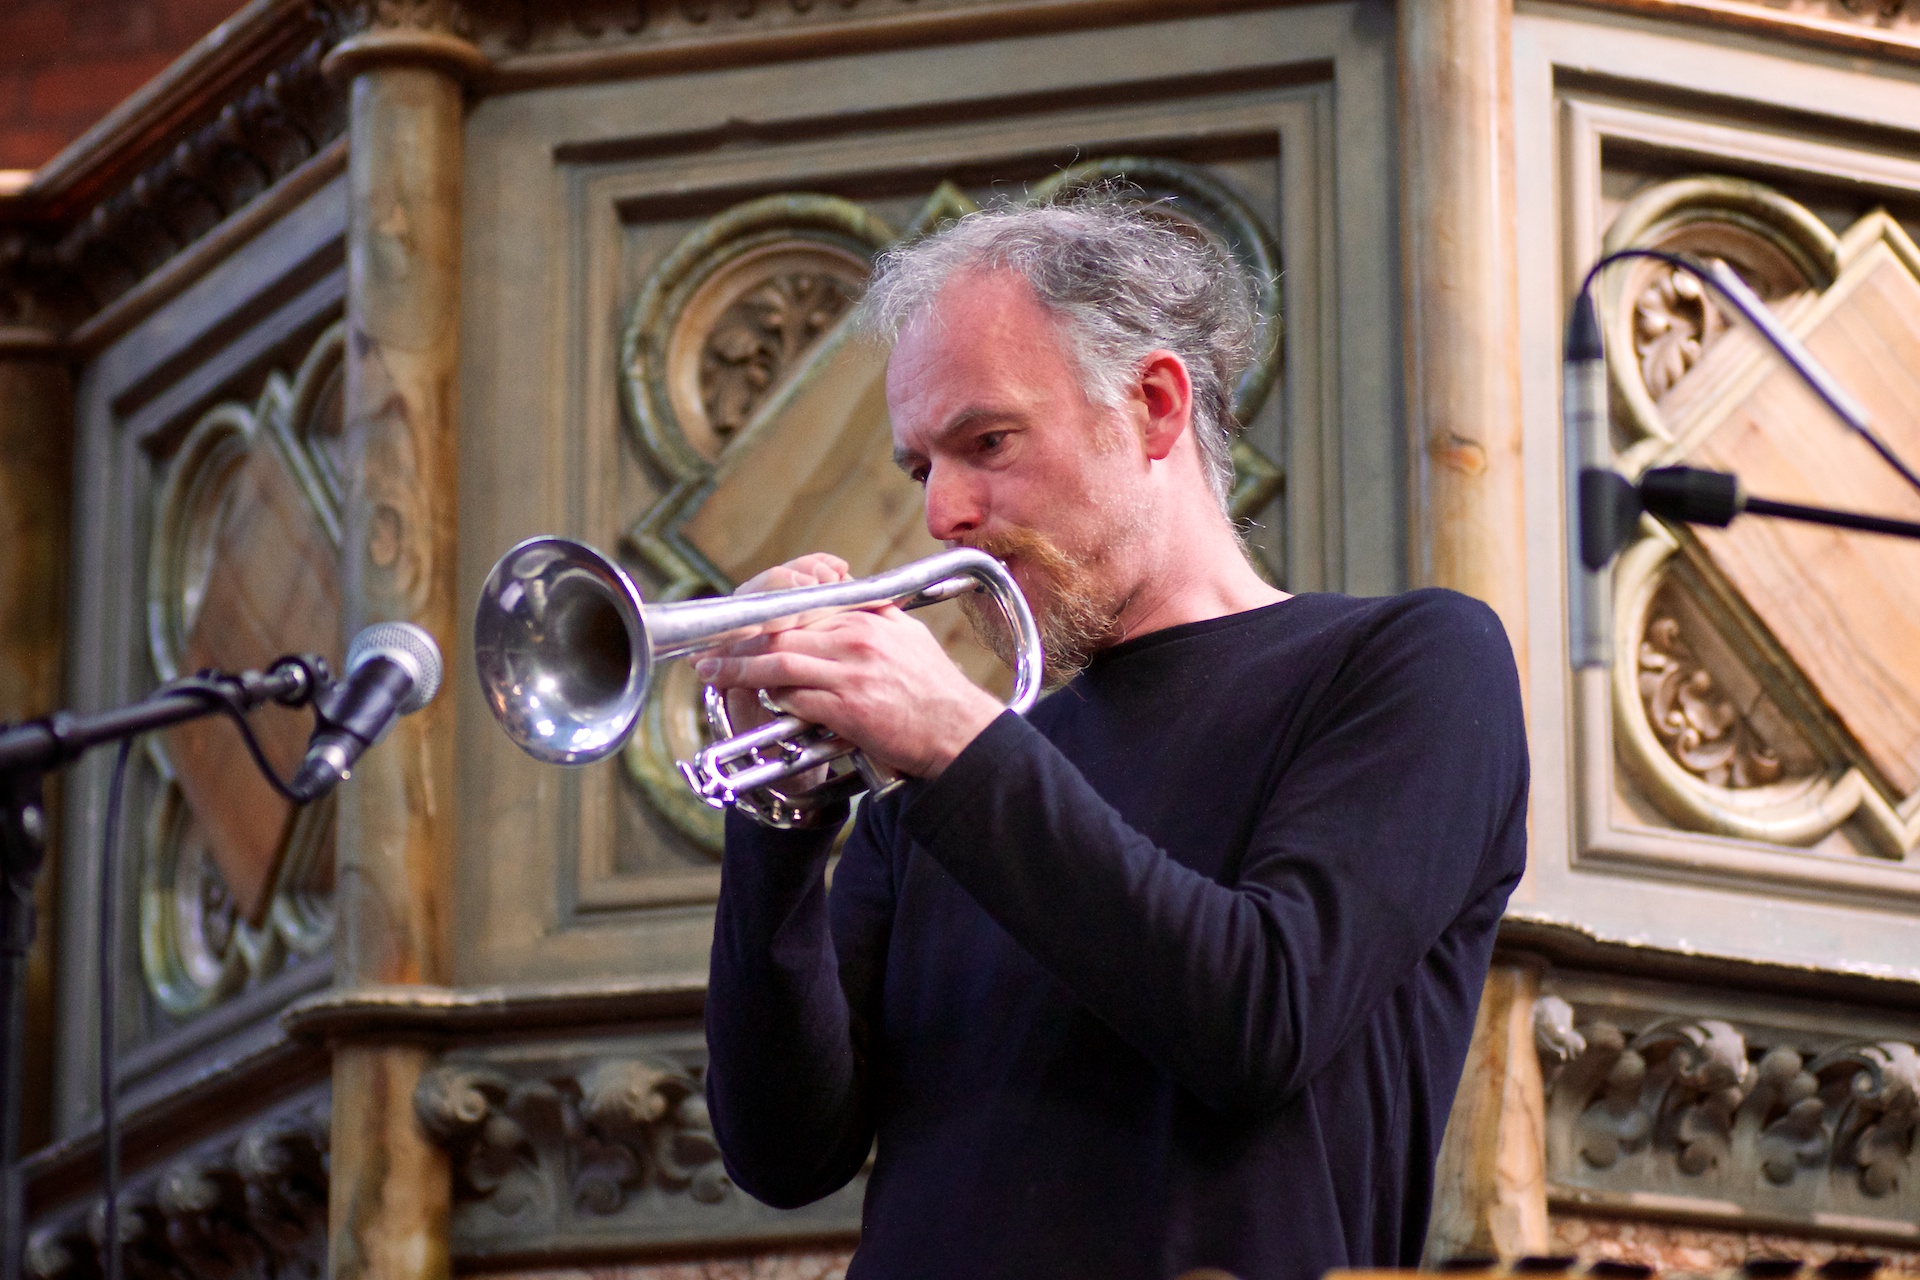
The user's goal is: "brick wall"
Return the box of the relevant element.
[0,0,243,171]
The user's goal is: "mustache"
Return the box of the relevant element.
[959,526,1081,583]
[956,526,1121,689]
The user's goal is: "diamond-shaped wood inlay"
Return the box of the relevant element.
[1663,216,1920,802]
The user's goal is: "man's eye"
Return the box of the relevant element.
[909,465,929,486]
[977,431,1006,454]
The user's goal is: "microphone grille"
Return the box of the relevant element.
[346,621,445,715]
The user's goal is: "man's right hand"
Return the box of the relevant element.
[716,553,852,733]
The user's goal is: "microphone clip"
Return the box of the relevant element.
[308,658,415,752]
[1579,465,1744,571]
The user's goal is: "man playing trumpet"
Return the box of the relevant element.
[695,200,1528,1279]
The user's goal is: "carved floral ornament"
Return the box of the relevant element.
[1534,996,1920,1238]
[615,161,1286,853]
[139,324,349,1018]
[1595,177,1920,858]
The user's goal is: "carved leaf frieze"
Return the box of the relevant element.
[26,1105,329,1280]
[319,0,1920,68]
[416,1055,730,1231]
[1649,0,1920,31]
[1539,996,1920,1235]
[412,1043,866,1256]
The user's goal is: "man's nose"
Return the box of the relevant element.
[923,464,983,543]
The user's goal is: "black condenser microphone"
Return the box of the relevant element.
[289,622,444,802]
[1563,291,1637,669]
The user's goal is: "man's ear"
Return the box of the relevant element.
[1136,350,1194,462]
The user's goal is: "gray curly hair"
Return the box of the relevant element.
[857,200,1258,512]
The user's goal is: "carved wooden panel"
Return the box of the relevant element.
[140,324,346,1016]
[1682,227,1920,798]
[1596,177,1920,861]
[1518,19,1920,977]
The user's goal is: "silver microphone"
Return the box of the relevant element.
[288,622,444,801]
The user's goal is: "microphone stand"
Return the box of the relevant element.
[0,655,329,1280]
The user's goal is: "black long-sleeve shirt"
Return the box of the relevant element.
[706,589,1529,1280]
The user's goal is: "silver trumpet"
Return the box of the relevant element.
[473,536,1045,827]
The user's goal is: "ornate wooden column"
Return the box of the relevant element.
[1398,0,1546,1263]
[1399,0,1528,631]
[321,11,483,1280]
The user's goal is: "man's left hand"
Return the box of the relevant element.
[694,606,1003,780]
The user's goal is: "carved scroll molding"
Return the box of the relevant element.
[139,754,336,1020]
[26,1101,330,1280]
[139,324,347,1018]
[415,1039,863,1261]
[615,161,1288,853]
[1639,614,1785,790]
[622,193,896,491]
[1536,987,1920,1244]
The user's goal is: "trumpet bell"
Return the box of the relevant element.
[474,536,651,765]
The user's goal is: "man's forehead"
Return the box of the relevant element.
[886,343,1027,454]
[888,273,1063,385]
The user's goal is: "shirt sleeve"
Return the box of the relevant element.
[704,802,893,1207]
[900,591,1528,1116]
